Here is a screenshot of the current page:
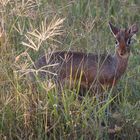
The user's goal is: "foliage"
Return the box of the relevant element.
[0,0,140,139]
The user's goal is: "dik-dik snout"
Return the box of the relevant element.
[109,22,138,57]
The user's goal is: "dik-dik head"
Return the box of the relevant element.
[109,22,138,58]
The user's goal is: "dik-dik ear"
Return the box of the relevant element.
[128,24,138,37]
[109,22,120,37]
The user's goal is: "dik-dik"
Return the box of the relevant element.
[32,22,138,92]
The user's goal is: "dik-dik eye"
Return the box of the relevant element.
[115,40,119,45]
[127,39,131,45]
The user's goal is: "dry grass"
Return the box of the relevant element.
[0,0,140,140]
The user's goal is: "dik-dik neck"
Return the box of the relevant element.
[113,51,130,79]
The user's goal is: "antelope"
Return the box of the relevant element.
[32,22,138,93]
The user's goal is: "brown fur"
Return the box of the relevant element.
[33,22,138,91]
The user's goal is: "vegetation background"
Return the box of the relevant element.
[0,0,140,139]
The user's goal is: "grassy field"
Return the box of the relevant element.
[0,0,140,139]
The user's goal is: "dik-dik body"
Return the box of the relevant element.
[33,22,138,91]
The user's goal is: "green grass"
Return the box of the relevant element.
[0,0,140,139]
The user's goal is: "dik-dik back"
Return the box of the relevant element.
[34,22,138,89]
